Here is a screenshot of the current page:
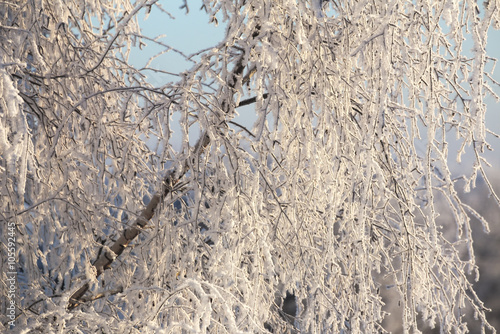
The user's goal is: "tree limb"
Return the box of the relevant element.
[67,133,210,310]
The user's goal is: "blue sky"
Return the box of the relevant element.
[130,1,224,86]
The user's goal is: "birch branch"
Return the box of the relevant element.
[67,133,210,310]
[68,36,254,310]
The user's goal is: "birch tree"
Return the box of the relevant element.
[1,0,500,332]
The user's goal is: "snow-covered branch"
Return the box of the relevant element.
[1,0,499,333]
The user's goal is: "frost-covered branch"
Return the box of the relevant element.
[2,0,500,333]
[68,132,210,309]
